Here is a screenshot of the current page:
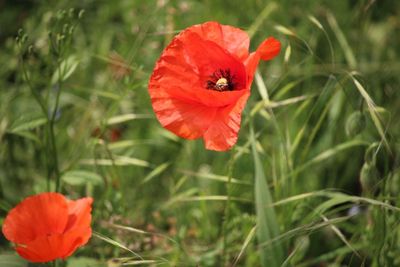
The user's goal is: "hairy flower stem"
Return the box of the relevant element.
[221,151,236,266]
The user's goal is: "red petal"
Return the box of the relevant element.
[188,21,250,61]
[244,51,260,89]
[150,82,249,108]
[15,227,91,263]
[244,37,281,88]
[61,227,92,259]
[149,28,248,109]
[181,32,247,89]
[151,97,218,139]
[148,22,280,150]
[2,193,69,244]
[203,92,250,151]
[64,197,93,232]
[256,37,281,61]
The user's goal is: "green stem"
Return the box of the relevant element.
[51,59,64,193]
[50,259,58,267]
[221,151,236,266]
[20,54,53,192]
[21,58,47,116]
[49,120,61,192]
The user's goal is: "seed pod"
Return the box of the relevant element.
[346,111,366,138]
[360,162,379,194]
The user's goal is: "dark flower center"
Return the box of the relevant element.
[206,69,235,92]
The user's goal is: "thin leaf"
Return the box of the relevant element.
[232,225,257,267]
[274,25,296,36]
[0,254,27,267]
[142,163,170,184]
[51,55,79,84]
[259,216,351,248]
[289,140,369,178]
[327,12,356,69]
[93,232,143,260]
[297,243,367,267]
[80,156,150,167]
[320,215,360,257]
[7,131,41,144]
[120,260,158,265]
[308,15,323,30]
[179,169,252,186]
[247,2,278,38]
[251,126,284,267]
[178,195,252,203]
[9,116,47,133]
[61,170,103,186]
[66,257,105,267]
[351,76,390,150]
[107,114,152,125]
[284,44,291,63]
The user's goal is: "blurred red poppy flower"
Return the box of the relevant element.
[2,192,93,263]
[149,21,280,151]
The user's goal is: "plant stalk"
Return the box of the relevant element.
[221,151,236,266]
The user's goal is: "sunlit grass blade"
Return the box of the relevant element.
[142,162,170,184]
[259,216,351,249]
[351,75,390,151]
[247,2,278,38]
[232,225,257,267]
[308,15,335,66]
[271,190,400,212]
[326,12,357,69]
[178,169,252,186]
[288,139,369,179]
[8,115,47,133]
[274,24,313,55]
[80,156,150,167]
[320,215,360,257]
[290,75,337,157]
[178,195,252,203]
[108,223,180,249]
[93,231,143,260]
[297,243,367,267]
[107,113,152,125]
[117,259,159,265]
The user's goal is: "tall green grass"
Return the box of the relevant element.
[0,0,399,266]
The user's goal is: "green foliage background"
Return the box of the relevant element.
[0,0,399,266]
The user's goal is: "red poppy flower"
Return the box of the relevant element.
[149,21,280,151]
[2,192,93,263]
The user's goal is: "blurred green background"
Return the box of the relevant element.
[0,0,399,266]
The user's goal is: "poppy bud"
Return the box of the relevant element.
[360,162,379,194]
[345,111,366,138]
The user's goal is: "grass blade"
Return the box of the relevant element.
[232,225,257,267]
[247,2,278,38]
[351,75,390,151]
[251,125,284,267]
[327,12,357,69]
